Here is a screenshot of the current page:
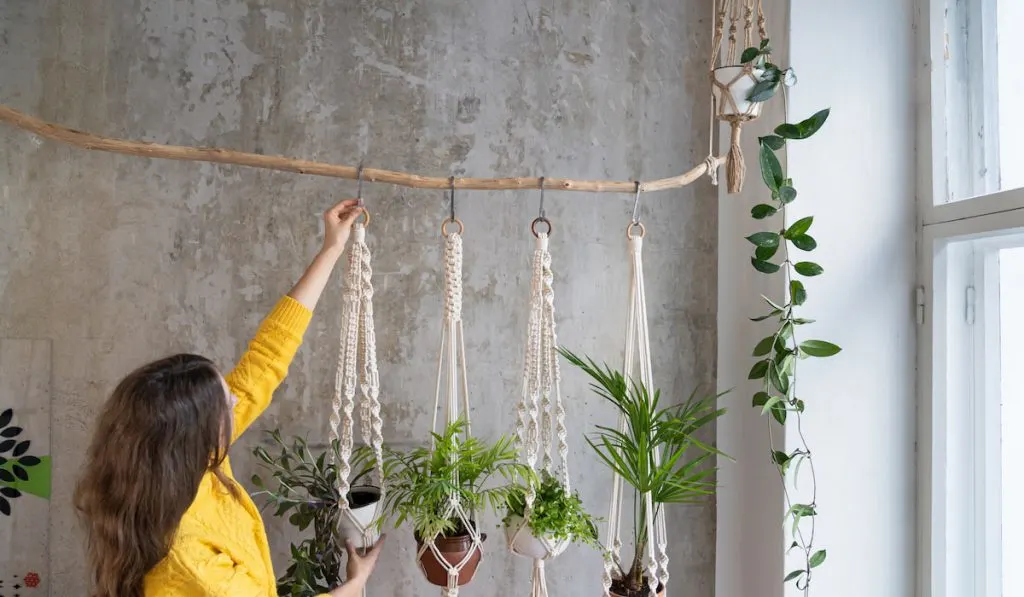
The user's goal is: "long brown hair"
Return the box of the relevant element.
[74,354,237,597]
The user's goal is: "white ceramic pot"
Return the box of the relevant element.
[713,66,766,119]
[335,485,382,550]
[504,514,569,560]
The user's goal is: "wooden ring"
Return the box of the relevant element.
[626,221,646,240]
[441,217,464,236]
[531,217,553,238]
[356,207,371,227]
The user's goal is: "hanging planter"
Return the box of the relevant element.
[609,578,665,597]
[502,472,598,560]
[712,65,767,120]
[415,523,487,587]
[335,485,383,550]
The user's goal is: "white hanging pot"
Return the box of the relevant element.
[335,485,382,550]
[712,66,766,119]
[503,514,570,560]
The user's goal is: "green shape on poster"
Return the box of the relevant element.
[0,456,51,499]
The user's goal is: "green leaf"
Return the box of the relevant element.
[750,309,782,322]
[759,135,786,150]
[740,47,760,63]
[810,549,827,568]
[769,363,789,395]
[752,391,770,407]
[771,403,787,425]
[791,234,817,251]
[759,144,784,191]
[779,186,797,204]
[760,38,771,50]
[748,79,778,102]
[795,399,806,412]
[751,258,781,274]
[755,244,779,261]
[760,396,785,415]
[753,336,775,357]
[800,340,842,357]
[789,503,817,517]
[794,261,824,276]
[748,360,769,380]
[746,231,780,248]
[790,280,807,306]
[771,450,790,466]
[785,216,813,239]
[751,204,778,219]
[775,123,801,139]
[785,569,806,582]
[775,108,831,140]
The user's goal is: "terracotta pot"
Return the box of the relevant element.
[712,65,766,119]
[609,576,665,597]
[415,530,488,587]
[335,486,382,550]
[503,514,569,560]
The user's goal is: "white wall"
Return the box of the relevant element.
[716,1,918,596]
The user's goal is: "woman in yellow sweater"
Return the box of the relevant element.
[74,199,384,597]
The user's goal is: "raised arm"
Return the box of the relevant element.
[226,199,362,443]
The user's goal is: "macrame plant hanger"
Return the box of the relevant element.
[508,179,572,597]
[709,0,769,193]
[328,168,386,596]
[420,180,485,597]
[601,186,670,597]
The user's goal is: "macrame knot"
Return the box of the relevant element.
[726,119,746,193]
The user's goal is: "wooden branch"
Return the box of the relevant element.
[0,104,720,194]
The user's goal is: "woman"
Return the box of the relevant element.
[74,199,384,597]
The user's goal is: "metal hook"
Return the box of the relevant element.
[631,181,642,224]
[356,164,365,207]
[538,176,546,219]
[448,176,456,222]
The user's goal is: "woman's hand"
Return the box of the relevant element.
[329,535,387,597]
[322,199,363,255]
[286,198,363,311]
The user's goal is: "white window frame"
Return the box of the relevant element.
[917,1,1024,597]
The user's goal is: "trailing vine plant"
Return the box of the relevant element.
[743,96,838,594]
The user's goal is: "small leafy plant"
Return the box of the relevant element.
[382,419,533,541]
[744,107,838,594]
[559,348,727,597]
[250,431,378,597]
[503,469,601,549]
[740,39,798,103]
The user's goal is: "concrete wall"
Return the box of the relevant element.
[0,1,719,594]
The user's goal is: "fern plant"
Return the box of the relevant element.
[382,419,534,541]
[559,348,727,596]
[503,469,601,548]
[250,431,378,597]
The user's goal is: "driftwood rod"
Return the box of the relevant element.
[0,104,720,194]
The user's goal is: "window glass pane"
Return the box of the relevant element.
[1000,246,1024,596]
[941,0,1024,202]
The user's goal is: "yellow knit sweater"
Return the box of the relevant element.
[143,296,329,597]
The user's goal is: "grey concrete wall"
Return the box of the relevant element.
[0,1,718,595]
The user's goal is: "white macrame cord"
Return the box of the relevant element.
[600,229,670,597]
[328,222,386,577]
[420,225,486,597]
[508,229,572,597]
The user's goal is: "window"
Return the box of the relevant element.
[920,1,1024,597]
[937,0,1024,202]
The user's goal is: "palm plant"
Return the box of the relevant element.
[559,347,728,596]
[250,431,379,597]
[382,419,534,540]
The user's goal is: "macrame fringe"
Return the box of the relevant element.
[726,120,745,194]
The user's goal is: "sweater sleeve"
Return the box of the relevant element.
[225,296,313,444]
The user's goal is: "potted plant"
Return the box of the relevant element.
[382,419,532,588]
[712,39,797,119]
[250,431,382,597]
[502,469,601,559]
[559,348,728,597]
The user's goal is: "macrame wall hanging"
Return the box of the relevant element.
[709,0,769,193]
[600,203,670,597]
[327,179,387,592]
[415,184,486,597]
[506,182,572,597]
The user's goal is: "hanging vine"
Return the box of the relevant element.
[744,104,837,594]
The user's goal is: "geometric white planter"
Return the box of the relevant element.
[504,514,570,560]
[712,65,766,119]
[335,485,382,550]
